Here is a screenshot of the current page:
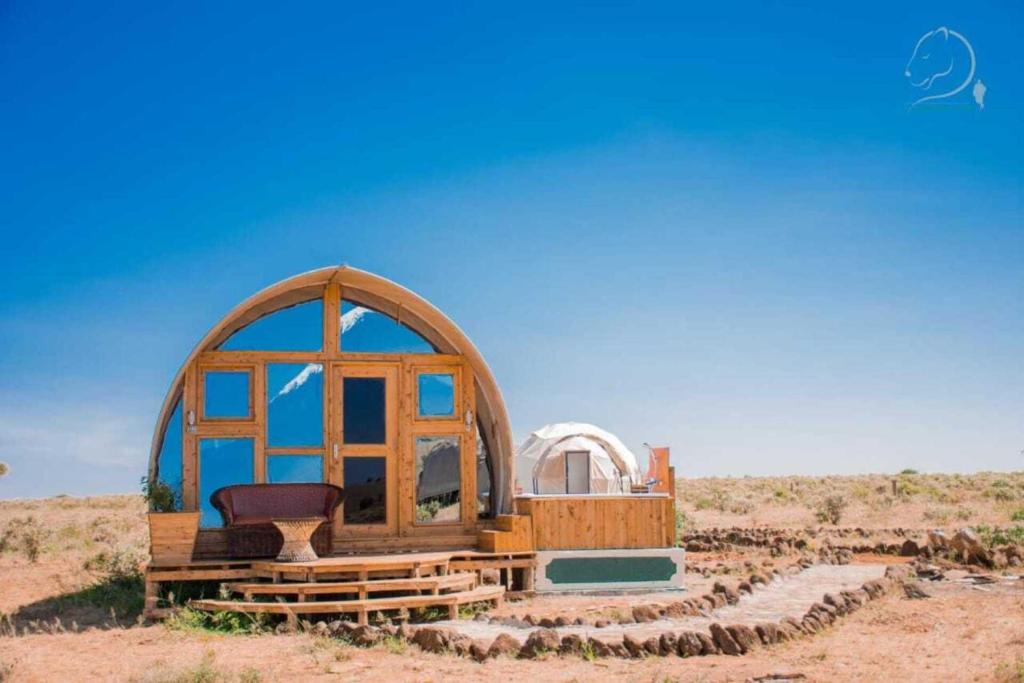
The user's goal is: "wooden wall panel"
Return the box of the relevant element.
[515,496,675,550]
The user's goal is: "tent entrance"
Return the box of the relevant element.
[564,450,591,494]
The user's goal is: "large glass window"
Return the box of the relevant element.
[340,300,436,353]
[343,457,386,524]
[417,373,455,417]
[203,370,251,419]
[219,299,323,351]
[155,399,183,510]
[415,436,461,524]
[267,363,323,447]
[199,438,254,528]
[343,377,385,444]
[267,455,324,483]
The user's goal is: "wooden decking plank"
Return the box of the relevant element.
[223,572,476,596]
[189,585,504,615]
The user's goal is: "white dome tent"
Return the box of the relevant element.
[515,422,642,495]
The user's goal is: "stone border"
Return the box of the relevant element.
[298,559,913,661]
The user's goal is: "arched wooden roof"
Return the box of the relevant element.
[148,265,515,512]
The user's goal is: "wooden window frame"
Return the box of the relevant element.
[198,365,256,424]
[412,365,462,422]
[411,433,464,529]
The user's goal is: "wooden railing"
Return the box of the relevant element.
[514,493,675,550]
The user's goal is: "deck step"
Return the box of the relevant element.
[224,572,477,598]
[189,585,505,624]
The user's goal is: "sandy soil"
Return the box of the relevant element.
[2,580,1023,682]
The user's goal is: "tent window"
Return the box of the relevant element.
[565,450,591,495]
[219,299,323,351]
[340,300,437,353]
[415,436,461,524]
[417,373,455,417]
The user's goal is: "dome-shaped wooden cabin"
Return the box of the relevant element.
[144,266,679,621]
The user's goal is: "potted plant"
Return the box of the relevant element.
[143,477,200,565]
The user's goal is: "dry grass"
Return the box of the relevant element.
[676,471,1024,529]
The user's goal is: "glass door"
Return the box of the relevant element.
[330,363,399,537]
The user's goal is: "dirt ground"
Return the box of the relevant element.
[3,581,1022,682]
[2,475,1023,682]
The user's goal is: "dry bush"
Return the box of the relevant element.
[0,517,48,562]
[815,495,848,525]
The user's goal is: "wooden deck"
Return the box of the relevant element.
[144,548,533,622]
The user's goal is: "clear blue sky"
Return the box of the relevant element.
[1,1,1021,498]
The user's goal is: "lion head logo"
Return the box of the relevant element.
[905,27,984,109]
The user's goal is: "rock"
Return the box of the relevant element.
[952,528,991,566]
[607,641,630,658]
[538,617,556,628]
[554,616,571,627]
[473,612,490,622]
[480,568,501,585]
[522,614,537,625]
[750,573,768,585]
[696,631,719,655]
[622,633,647,658]
[822,593,846,616]
[632,605,660,623]
[327,619,344,635]
[594,618,611,628]
[587,637,613,657]
[573,616,587,626]
[664,602,689,618]
[520,628,560,658]
[677,631,704,657]
[781,616,805,636]
[659,632,678,656]
[726,624,759,653]
[338,621,360,636]
[413,627,455,653]
[487,633,522,658]
[738,581,753,594]
[801,615,822,634]
[396,623,417,641]
[470,641,490,662]
[710,623,743,656]
[559,633,585,655]
[450,635,474,657]
[755,622,781,645]
[642,636,661,656]
[900,539,920,557]
[349,625,380,647]
[903,582,931,599]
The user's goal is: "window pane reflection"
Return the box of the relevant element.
[415,436,461,524]
[267,363,323,447]
[343,377,385,444]
[476,420,492,518]
[343,457,386,524]
[340,301,436,353]
[219,300,323,351]
[418,373,455,417]
[199,438,254,528]
[204,371,250,419]
[156,399,183,510]
[267,455,323,483]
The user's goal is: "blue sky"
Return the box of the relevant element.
[1,1,1021,498]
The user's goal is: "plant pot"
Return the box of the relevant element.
[148,511,200,565]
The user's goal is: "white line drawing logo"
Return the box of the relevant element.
[905,27,986,109]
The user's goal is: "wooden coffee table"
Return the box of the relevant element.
[271,516,325,562]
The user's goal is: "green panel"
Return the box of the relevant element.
[545,556,677,584]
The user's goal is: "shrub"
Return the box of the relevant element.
[141,476,180,513]
[815,495,848,525]
[1011,509,1024,523]
[0,461,8,477]
[0,517,48,562]
[899,468,919,475]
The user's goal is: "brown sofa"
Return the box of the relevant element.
[210,483,345,559]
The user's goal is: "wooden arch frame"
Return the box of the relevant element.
[148,265,515,514]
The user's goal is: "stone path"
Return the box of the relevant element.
[440,564,886,641]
